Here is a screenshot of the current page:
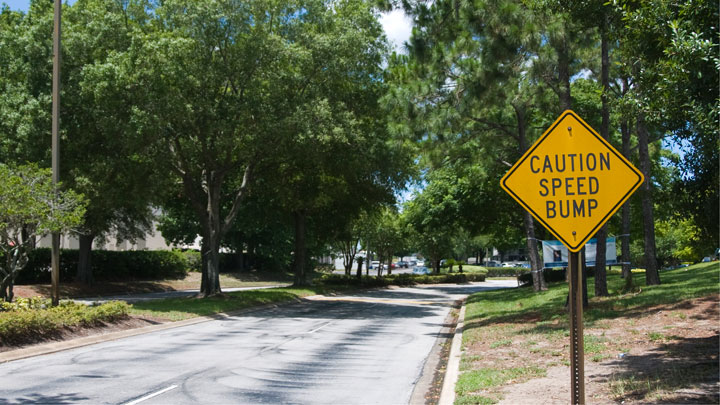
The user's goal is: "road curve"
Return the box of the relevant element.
[0,281,515,404]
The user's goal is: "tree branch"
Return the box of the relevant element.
[220,163,254,237]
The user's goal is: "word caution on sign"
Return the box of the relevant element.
[500,110,643,252]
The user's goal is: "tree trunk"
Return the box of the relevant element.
[356,257,363,280]
[594,21,610,297]
[516,104,546,291]
[387,256,392,276]
[200,176,223,297]
[200,233,209,294]
[557,35,572,111]
[524,211,546,291]
[637,112,660,285]
[620,115,633,282]
[292,211,309,286]
[433,259,441,275]
[76,233,95,285]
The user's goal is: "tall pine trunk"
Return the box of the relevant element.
[76,233,95,285]
[637,112,660,285]
[523,211,546,291]
[620,116,634,286]
[594,22,610,297]
[515,104,546,291]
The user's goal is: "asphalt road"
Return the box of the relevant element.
[0,281,515,404]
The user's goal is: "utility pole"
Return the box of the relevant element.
[51,0,62,307]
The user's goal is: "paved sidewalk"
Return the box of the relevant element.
[74,284,290,305]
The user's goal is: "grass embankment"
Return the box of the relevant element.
[128,285,349,321]
[456,261,719,404]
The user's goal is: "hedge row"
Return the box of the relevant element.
[318,272,486,287]
[516,268,601,286]
[0,299,129,345]
[483,267,529,277]
[15,248,189,284]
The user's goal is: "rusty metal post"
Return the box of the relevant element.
[569,250,585,404]
[51,0,62,307]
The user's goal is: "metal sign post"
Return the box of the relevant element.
[568,251,584,404]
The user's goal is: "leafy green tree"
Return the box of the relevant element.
[403,168,460,274]
[365,208,404,276]
[0,165,85,302]
[127,0,301,296]
[1,0,160,285]
[257,0,408,285]
[613,0,719,270]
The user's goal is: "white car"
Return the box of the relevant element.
[501,262,515,268]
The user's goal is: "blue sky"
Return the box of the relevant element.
[3,0,76,9]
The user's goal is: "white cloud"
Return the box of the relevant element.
[379,10,413,53]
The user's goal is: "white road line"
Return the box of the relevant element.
[306,322,333,334]
[122,385,178,405]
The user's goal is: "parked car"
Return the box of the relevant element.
[701,257,712,262]
[369,260,380,269]
[485,261,500,267]
[415,261,425,267]
[396,261,409,268]
[501,262,515,268]
[413,266,430,274]
[408,260,418,267]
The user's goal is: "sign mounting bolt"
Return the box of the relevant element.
[568,127,573,137]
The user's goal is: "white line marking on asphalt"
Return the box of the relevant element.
[122,385,178,405]
[306,322,333,334]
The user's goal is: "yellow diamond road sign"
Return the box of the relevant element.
[501,110,644,252]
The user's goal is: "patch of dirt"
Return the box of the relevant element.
[0,315,169,353]
[463,295,719,404]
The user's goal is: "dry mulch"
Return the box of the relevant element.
[463,295,719,404]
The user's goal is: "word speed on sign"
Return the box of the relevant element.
[501,110,643,252]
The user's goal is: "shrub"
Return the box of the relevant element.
[518,268,569,286]
[0,299,129,345]
[14,248,189,284]
[316,272,486,288]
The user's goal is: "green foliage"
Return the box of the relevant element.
[14,249,189,284]
[0,164,86,301]
[0,299,128,345]
[316,272,486,287]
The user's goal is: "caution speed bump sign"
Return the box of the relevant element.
[500,110,643,252]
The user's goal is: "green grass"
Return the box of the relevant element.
[129,286,349,321]
[464,262,718,331]
[489,339,512,349]
[455,366,546,401]
[456,262,719,404]
[583,335,607,354]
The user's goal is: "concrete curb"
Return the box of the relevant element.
[438,301,466,405]
[0,298,306,365]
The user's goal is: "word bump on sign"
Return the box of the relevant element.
[501,110,643,252]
